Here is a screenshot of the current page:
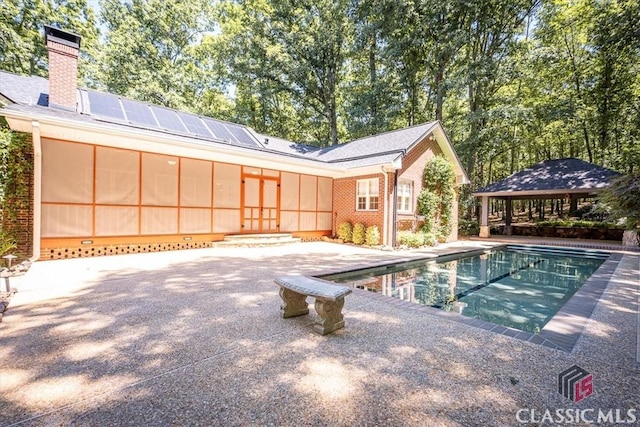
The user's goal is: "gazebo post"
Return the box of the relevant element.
[479,195,490,238]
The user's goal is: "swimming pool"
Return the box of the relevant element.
[321,245,610,333]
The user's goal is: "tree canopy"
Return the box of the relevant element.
[1,0,638,187]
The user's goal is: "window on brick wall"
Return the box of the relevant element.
[356,178,379,211]
[397,180,413,213]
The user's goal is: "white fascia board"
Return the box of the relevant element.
[3,111,346,178]
[337,156,403,178]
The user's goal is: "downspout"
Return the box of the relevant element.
[392,171,398,247]
[381,167,389,246]
[31,121,42,261]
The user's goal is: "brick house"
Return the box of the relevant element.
[0,27,469,260]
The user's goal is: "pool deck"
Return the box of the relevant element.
[1,240,638,426]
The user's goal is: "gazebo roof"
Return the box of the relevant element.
[473,158,620,198]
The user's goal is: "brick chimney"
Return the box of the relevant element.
[44,25,82,111]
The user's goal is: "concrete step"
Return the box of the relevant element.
[211,233,301,247]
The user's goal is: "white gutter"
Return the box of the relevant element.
[2,109,402,180]
[31,120,42,261]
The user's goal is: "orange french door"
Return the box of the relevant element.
[242,176,279,233]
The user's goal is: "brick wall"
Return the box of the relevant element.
[396,136,459,242]
[1,134,34,259]
[333,173,386,239]
[331,136,462,245]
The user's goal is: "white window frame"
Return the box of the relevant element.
[397,180,413,213]
[356,178,379,211]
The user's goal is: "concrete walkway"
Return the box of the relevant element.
[1,241,638,426]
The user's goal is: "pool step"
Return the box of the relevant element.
[505,245,611,259]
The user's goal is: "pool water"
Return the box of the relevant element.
[322,245,609,333]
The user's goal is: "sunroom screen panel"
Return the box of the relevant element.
[95,147,139,204]
[141,207,178,234]
[42,205,92,237]
[299,175,317,211]
[213,209,240,232]
[317,212,332,230]
[42,139,93,203]
[280,172,299,210]
[280,211,299,232]
[180,158,212,207]
[299,212,316,231]
[141,153,179,206]
[317,177,332,211]
[95,206,138,236]
[180,208,212,234]
[213,163,241,208]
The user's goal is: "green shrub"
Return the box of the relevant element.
[458,219,479,236]
[398,231,425,248]
[600,174,640,230]
[337,221,353,242]
[352,223,366,245]
[423,232,437,246]
[536,219,617,229]
[398,232,421,248]
[365,225,380,245]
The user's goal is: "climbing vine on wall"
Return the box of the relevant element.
[417,156,455,242]
[0,119,32,254]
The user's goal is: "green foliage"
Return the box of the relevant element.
[0,231,16,256]
[97,0,218,110]
[352,222,365,245]
[398,231,437,248]
[535,220,617,229]
[0,0,100,83]
[458,219,479,236]
[600,174,640,230]
[423,232,437,247]
[218,0,352,145]
[0,124,32,216]
[572,203,610,222]
[0,123,32,256]
[364,225,380,246]
[337,221,353,242]
[417,190,438,233]
[2,0,638,202]
[398,231,423,248]
[418,157,455,241]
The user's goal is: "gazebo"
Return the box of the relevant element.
[473,158,620,238]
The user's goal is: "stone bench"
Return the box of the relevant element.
[275,275,352,335]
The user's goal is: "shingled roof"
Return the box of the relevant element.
[0,70,469,175]
[474,158,620,197]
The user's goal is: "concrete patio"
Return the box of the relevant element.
[1,241,638,426]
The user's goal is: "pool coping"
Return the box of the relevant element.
[312,244,623,353]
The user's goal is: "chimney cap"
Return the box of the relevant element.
[44,25,81,49]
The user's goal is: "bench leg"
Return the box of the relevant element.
[313,297,345,335]
[279,287,309,318]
